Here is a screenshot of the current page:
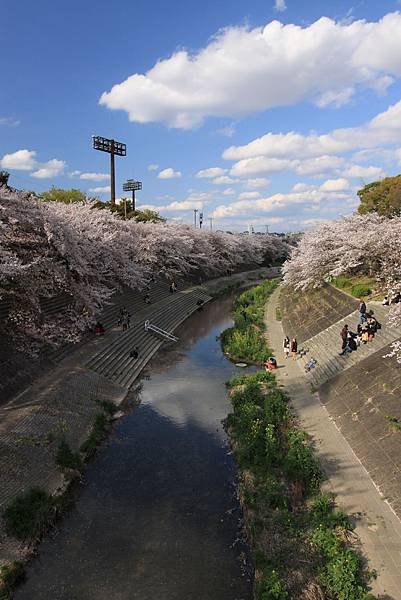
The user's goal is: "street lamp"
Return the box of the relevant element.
[123,179,142,211]
[92,135,126,204]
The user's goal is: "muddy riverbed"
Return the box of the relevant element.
[16,296,253,600]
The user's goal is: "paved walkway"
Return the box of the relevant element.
[266,287,401,599]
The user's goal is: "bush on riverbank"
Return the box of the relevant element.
[2,488,56,542]
[221,279,278,363]
[226,374,376,599]
[222,279,375,599]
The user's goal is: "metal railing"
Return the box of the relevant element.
[144,320,178,342]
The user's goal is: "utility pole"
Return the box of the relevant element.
[194,209,198,228]
[123,179,142,211]
[92,136,126,205]
[209,217,213,230]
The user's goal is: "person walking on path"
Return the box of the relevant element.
[283,335,290,359]
[339,324,349,355]
[290,337,298,360]
[359,299,367,323]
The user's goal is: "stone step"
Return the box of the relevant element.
[86,289,212,388]
[297,302,401,388]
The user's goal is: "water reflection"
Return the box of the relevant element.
[16,296,253,600]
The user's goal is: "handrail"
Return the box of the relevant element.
[144,320,178,342]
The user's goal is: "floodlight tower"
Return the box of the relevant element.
[193,209,198,228]
[92,136,126,204]
[123,179,142,211]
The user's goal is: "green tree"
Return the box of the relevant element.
[0,171,10,186]
[93,199,165,222]
[357,174,401,217]
[41,187,86,204]
[131,208,165,223]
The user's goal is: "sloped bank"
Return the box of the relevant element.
[0,268,276,598]
[223,282,377,599]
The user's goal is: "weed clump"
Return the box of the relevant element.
[3,488,55,542]
[56,439,83,471]
[221,279,278,363]
[0,561,25,598]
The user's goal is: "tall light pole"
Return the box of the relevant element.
[265,224,269,234]
[92,136,126,205]
[209,217,213,230]
[194,209,198,228]
[123,179,142,211]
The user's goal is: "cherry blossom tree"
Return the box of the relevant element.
[0,185,287,351]
[283,213,401,360]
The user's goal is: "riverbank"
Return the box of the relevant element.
[0,268,278,597]
[265,285,401,598]
[223,282,378,599]
[13,295,253,600]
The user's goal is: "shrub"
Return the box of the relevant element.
[0,561,25,596]
[284,429,322,495]
[56,439,83,471]
[80,412,110,457]
[3,488,55,541]
[256,569,289,599]
[310,494,350,529]
[351,283,371,297]
[331,276,352,289]
[312,526,370,600]
[227,370,274,388]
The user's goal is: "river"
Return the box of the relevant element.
[16,296,252,600]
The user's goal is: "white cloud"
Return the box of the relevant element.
[238,191,261,199]
[148,163,159,171]
[342,164,386,180]
[79,172,110,181]
[69,170,81,177]
[319,178,350,192]
[222,188,236,196]
[100,13,401,128]
[0,117,20,127]
[292,182,317,192]
[230,157,294,176]
[158,168,182,179]
[211,187,354,220]
[196,167,226,178]
[162,200,203,211]
[88,186,110,193]
[1,149,37,170]
[224,100,401,163]
[274,0,287,12]
[246,177,271,188]
[216,123,236,137]
[212,175,238,185]
[31,159,66,179]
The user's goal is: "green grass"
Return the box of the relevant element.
[56,439,83,471]
[0,562,25,599]
[2,488,56,542]
[330,275,378,299]
[221,279,278,363]
[385,414,401,431]
[226,373,376,599]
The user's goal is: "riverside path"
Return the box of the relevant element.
[265,286,401,599]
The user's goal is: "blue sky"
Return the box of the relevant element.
[2,0,401,231]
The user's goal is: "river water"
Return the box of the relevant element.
[16,296,252,600]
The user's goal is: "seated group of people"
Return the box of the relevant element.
[340,301,381,355]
